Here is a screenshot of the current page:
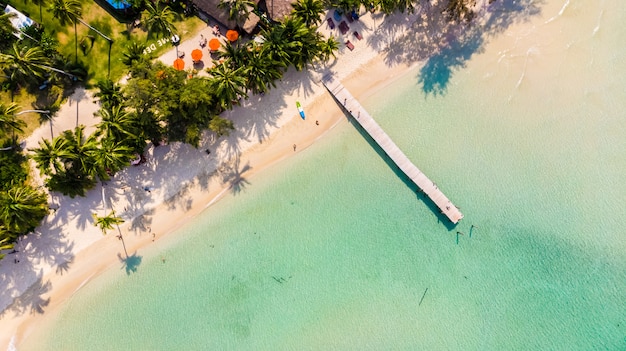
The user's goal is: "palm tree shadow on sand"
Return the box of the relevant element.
[219,155,252,195]
[378,0,543,95]
[119,251,142,275]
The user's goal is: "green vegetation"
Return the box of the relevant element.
[92,211,128,257]
[0,183,49,256]
[0,111,48,256]
[6,0,204,85]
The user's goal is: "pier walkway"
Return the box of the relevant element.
[322,75,463,224]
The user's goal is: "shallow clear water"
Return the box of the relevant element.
[24,0,626,349]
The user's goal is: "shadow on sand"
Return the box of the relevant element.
[378,0,543,95]
[0,216,74,318]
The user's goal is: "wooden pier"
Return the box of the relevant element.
[322,75,463,224]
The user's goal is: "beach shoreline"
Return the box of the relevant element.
[2,0,622,348]
[0,7,423,348]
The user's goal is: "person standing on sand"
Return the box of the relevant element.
[293,144,297,151]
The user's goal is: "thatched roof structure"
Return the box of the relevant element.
[257,0,296,22]
[191,0,261,34]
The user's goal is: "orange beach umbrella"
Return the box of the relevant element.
[173,58,185,70]
[191,48,203,61]
[226,30,239,42]
[209,38,221,51]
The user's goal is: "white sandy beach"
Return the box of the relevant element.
[0,1,498,348]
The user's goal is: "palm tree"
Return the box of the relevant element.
[0,184,49,236]
[0,103,25,139]
[34,126,99,197]
[281,17,321,70]
[317,36,339,63]
[0,11,17,38]
[245,49,285,94]
[48,0,83,63]
[31,137,71,176]
[259,24,298,67]
[92,211,128,258]
[91,139,134,182]
[0,43,51,90]
[291,0,325,27]
[207,63,248,111]
[62,126,99,178]
[217,42,249,69]
[94,79,125,109]
[121,42,147,68]
[218,0,254,28]
[142,1,178,38]
[95,105,139,146]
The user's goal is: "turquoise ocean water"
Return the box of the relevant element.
[23,0,626,349]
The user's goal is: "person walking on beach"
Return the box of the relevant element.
[293,144,297,151]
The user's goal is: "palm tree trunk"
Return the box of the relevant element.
[76,19,114,77]
[112,211,129,258]
[74,21,78,64]
[39,4,43,23]
[35,63,78,79]
[49,119,54,139]
[118,233,129,258]
[108,41,112,78]
[78,19,113,42]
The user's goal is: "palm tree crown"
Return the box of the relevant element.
[92,211,124,235]
[0,185,49,236]
[207,63,248,111]
[291,0,325,27]
[0,43,51,86]
[0,102,25,138]
[143,1,178,38]
[95,104,138,145]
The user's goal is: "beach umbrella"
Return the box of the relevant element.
[226,30,239,42]
[209,38,221,51]
[191,48,203,62]
[173,58,185,70]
